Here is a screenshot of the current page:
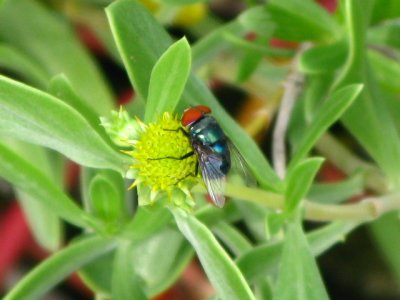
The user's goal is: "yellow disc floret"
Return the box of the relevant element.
[119,112,197,209]
[131,113,197,190]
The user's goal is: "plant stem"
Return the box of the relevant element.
[222,183,400,222]
[272,43,310,179]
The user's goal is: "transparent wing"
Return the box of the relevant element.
[194,144,226,208]
[227,140,257,187]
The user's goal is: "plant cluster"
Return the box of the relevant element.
[0,0,400,299]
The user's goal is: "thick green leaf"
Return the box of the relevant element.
[6,141,64,251]
[367,20,400,50]
[4,235,117,300]
[285,158,324,213]
[0,44,48,88]
[0,142,91,228]
[299,41,347,74]
[131,227,193,296]
[266,0,340,42]
[307,171,364,204]
[334,0,400,186]
[173,209,255,300]
[48,74,110,141]
[369,213,400,283]
[0,75,131,171]
[238,6,275,34]
[111,241,147,300]
[106,0,281,190]
[368,50,400,93]
[272,221,329,300]
[17,190,62,252]
[212,222,253,256]
[289,84,363,169]
[0,0,114,115]
[310,181,364,205]
[233,201,268,241]
[121,206,172,241]
[370,0,400,24]
[192,20,245,70]
[89,174,122,223]
[236,38,267,82]
[237,221,358,282]
[106,0,171,100]
[80,227,193,297]
[145,37,191,122]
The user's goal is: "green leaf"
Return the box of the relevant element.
[285,158,324,213]
[368,50,400,94]
[370,0,400,24]
[307,171,364,204]
[121,206,172,241]
[334,0,400,186]
[48,74,109,140]
[173,209,256,300]
[367,20,400,49]
[4,235,117,300]
[17,190,62,252]
[106,0,281,190]
[163,0,208,5]
[224,33,293,58]
[145,37,191,122]
[266,0,340,42]
[0,44,48,88]
[89,174,122,223]
[112,241,147,300]
[233,201,268,241]
[238,6,275,34]
[106,0,172,100]
[369,212,400,283]
[212,222,253,256]
[0,142,91,228]
[192,20,245,70]
[0,75,131,172]
[272,221,329,300]
[237,221,359,282]
[299,41,347,74]
[289,84,363,169]
[236,42,269,83]
[80,227,193,297]
[128,228,194,296]
[4,140,64,251]
[0,0,114,115]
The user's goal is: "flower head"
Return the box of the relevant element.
[102,109,198,209]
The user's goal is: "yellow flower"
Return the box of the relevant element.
[103,109,198,209]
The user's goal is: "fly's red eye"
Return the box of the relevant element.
[181,108,203,127]
[195,105,212,114]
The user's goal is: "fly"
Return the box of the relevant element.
[181,105,254,207]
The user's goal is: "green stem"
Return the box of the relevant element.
[195,182,400,222]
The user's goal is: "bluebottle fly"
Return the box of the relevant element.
[181,105,254,208]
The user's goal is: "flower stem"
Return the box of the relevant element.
[204,183,400,222]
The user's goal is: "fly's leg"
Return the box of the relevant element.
[147,151,194,161]
[148,127,197,183]
[162,127,189,137]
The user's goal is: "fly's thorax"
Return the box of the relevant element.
[189,116,225,145]
[189,115,231,175]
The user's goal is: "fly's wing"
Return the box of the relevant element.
[227,140,257,187]
[193,143,226,208]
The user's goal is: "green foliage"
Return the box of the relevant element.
[1,0,400,299]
